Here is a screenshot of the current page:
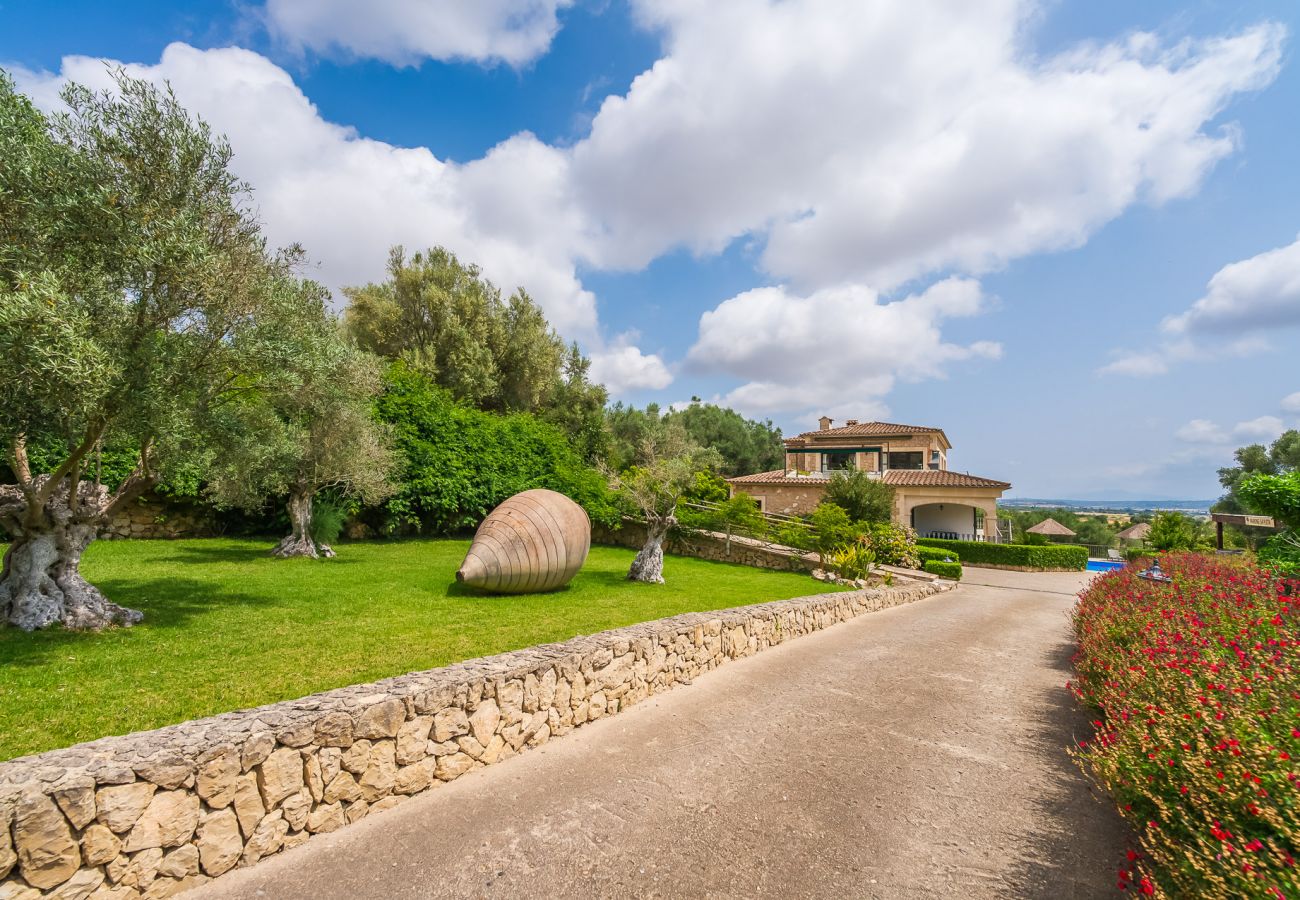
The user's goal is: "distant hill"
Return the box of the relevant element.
[1001,498,1216,513]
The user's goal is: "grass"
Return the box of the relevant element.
[0,537,836,761]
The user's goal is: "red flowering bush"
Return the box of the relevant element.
[1071,553,1300,898]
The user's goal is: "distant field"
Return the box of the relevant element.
[0,537,835,761]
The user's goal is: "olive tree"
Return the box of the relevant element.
[205,310,397,559]
[0,70,328,630]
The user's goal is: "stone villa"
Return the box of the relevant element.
[727,418,1011,541]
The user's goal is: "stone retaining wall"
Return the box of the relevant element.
[0,581,947,899]
[593,520,817,573]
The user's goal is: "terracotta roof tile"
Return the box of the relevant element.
[792,421,944,439]
[881,470,1011,489]
[726,470,809,485]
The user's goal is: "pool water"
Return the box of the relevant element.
[1086,558,1125,572]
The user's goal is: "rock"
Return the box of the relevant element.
[281,829,310,851]
[240,811,287,867]
[537,669,557,709]
[256,748,305,809]
[46,867,104,900]
[497,681,524,725]
[318,747,342,785]
[393,760,433,795]
[275,721,315,749]
[195,747,240,809]
[195,808,241,877]
[589,692,607,720]
[395,716,432,765]
[0,801,16,879]
[432,708,469,743]
[280,790,311,831]
[240,732,275,772]
[105,853,130,885]
[96,783,156,833]
[157,845,199,879]
[456,735,486,759]
[480,735,509,765]
[87,886,140,899]
[133,752,192,791]
[369,796,403,814]
[522,673,539,712]
[303,754,324,803]
[81,823,123,866]
[343,800,368,824]
[354,699,405,740]
[434,753,474,782]
[125,848,163,891]
[123,790,200,851]
[13,790,80,889]
[426,740,460,757]
[340,739,372,775]
[468,700,500,746]
[357,742,397,802]
[52,777,97,830]
[313,712,354,748]
[322,771,362,805]
[306,802,344,834]
[553,679,572,716]
[0,882,42,899]
[232,773,264,839]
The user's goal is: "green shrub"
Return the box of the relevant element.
[861,523,920,568]
[923,559,962,580]
[828,543,876,580]
[810,502,860,563]
[1123,546,1163,563]
[823,470,895,524]
[377,365,617,533]
[916,545,959,565]
[916,538,1087,570]
[772,521,815,552]
[310,496,349,546]
[1257,532,1300,578]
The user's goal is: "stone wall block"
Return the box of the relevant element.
[194,810,240,879]
[496,682,524,726]
[255,749,304,810]
[312,713,354,749]
[13,791,80,890]
[305,803,343,835]
[124,848,162,891]
[157,846,198,879]
[339,741,371,776]
[194,747,240,810]
[279,791,311,832]
[230,774,263,840]
[303,755,323,804]
[395,717,432,765]
[467,701,500,747]
[433,754,473,783]
[317,749,342,786]
[274,722,315,749]
[80,824,121,867]
[122,792,199,852]
[51,778,96,831]
[45,866,103,899]
[239,811,286,867]
[94,783,156,835]
[522,674,539,713]
[321,773,361,806]
[431,709,468,744]
[132,754,192,791]
[0,801,15,880]
[354,699,404,740]
[393,760,433,796]
[356,743,397,803]
[239,733,274,773]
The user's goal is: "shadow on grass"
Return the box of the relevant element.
[166,542,361,567]
[1003,637,1135,898]
[0,576,273,669]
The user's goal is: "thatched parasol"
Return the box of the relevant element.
[1026,517,1077,537]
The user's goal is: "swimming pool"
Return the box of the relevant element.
[1086,558,1125,572]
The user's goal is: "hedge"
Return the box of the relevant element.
[916,538,1087,570]
[916,545,959,565]
[922,559,962,580]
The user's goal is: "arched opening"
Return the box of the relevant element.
[910,503,985,541]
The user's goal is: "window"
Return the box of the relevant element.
[822,450,856,471]
[929,450,941,470]
[886,451,923,470]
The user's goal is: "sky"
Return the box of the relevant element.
[3,0,1299,500]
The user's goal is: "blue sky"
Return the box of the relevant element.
[4,0,1299,500]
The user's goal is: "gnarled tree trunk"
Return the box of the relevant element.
[628,514,673,584]
[0,478,145,631]
[272,487,334,559]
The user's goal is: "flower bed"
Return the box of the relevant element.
[1070,553,1300,897]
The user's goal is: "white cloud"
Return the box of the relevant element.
[10,44,601,341]
[1175,419,1228,444]
[1282,392,1300,413]
[263,0,572,67]
[685,278,1001,418]
[571,3,1283,292]
[588,337,673,395]
[1234,415,1285,440]
[1164,234,1300,335]
[1099,334,1267,377]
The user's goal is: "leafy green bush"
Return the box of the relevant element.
[923,560,962,580]
[1257,532,1300,577]
[1123,546,1163,563]
[772,521,815,552]
[809,502,860,564]
[916,545,959,565]
[828,543,876,580]
[916,538,1087,570]
[823,470,895,524]
[377,365,617,533]
[310,496,349,546]
[861,522,920,568]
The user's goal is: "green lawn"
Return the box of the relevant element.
[0,537,832,761]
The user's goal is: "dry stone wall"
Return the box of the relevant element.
[0,581,947,898]
[593,520,817,573]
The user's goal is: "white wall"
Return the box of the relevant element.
[912,503,979,538]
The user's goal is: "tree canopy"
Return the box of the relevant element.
[606,401,782,476]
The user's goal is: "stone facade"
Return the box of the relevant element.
[0,580,946,898]
[100,500,211,542]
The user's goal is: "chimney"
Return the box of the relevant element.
[845,419,859,426]
[818,416,833,431]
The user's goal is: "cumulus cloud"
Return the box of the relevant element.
[10,44,601,340]
[685,278,1001,419]
[263,0,572,67]
[1176,415,1285,444]
[1099,334,1268,377]
[588,337,673,395]
[571,2,1284,292]
[1283,392,1300,413]
[1163,234,1300,335]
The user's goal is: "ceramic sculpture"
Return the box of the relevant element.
[456,489,591,593]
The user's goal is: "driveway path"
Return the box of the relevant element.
[196,569,1129,899]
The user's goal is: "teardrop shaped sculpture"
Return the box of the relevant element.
[456,489,591,594]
